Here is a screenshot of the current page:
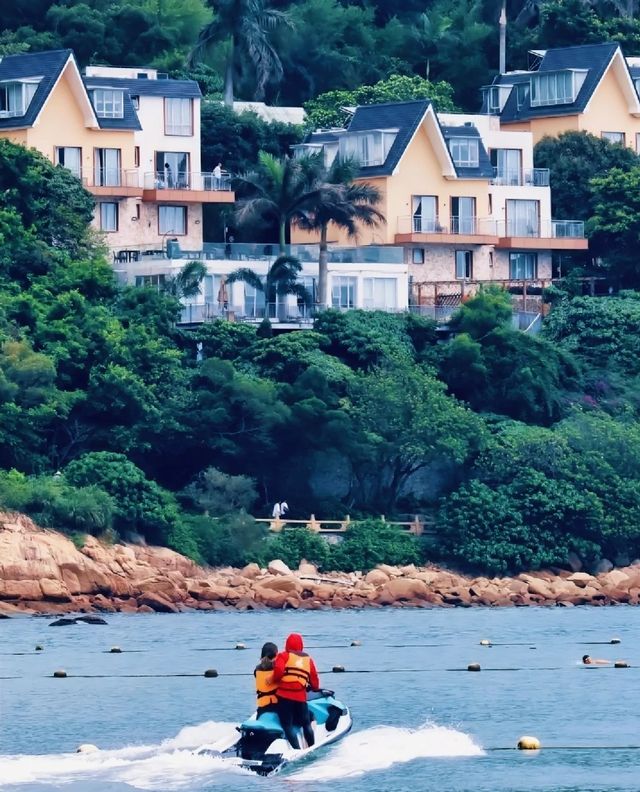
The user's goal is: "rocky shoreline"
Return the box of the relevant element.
[1,514,639,617]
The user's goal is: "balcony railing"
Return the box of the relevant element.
[497,219,585,238]
[90,168,140,188]
[491,168,550,187]
[398,216,497,236]
[143,171,232,191]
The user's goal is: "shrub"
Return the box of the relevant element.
[187,511,267,567]
[329,519,422,572]
[182,467,258,516]
[253,527,331,570]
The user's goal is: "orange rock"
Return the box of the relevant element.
[137,592,179,613]
[0,579,42,601]
[40,579,72,603]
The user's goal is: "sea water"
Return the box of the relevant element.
[1,607,639,791]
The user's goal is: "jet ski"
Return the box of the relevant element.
[200,690,352,776]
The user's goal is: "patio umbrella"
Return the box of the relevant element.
[217,276,229,307]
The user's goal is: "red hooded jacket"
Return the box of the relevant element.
[272,633,320,702]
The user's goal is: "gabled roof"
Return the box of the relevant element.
[0,49,78,130]
[82,79,141,131]
[345,99,431,177]
[495,42,640,122]
[440,124,494,178]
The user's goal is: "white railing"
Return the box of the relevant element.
[491,168,550,187]
[143,171,232,191]
[497,219,585,238]
[398,216,497,235]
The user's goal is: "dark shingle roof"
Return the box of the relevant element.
[83,76,201,99]
[345,99,431,177]
[440,124,494,178]
[82,83,141,131]
[498,42,618,122]
[0,49,72,130]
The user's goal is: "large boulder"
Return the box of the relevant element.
[257,576,303,594]
[267,559,291,576]
[600,570,631,590]
[364,569,389,587]
[137,592,179,613]
[0,579,42,601]
[378,578,429,603]
[297,561,318,577]
[40,579,72,603]
[240,563,261,580]
[593,558,614,575]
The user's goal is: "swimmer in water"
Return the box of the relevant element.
[582,654,611,665]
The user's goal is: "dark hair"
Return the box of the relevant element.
[582,655,590,663]
[261,642,277,659]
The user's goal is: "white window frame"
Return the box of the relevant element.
[530,70,586,107]
[506,199,540,237]
[455,250,473,280]
[363,277,396,310]
[99,202,118,233]
[412,195,438,233]
[331,276,357,309]
[448,138,479,168]
[602,131,625,145]
[509,252,537,280]
[412,248,425,264]
[0,79,39,118]
[339,130,397,167]
[164,98,193,136]
[55,146,82,178]
[94,148,121,186]
[158,205,187,235]
[93,89,124,119]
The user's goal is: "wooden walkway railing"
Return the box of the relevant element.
[255,514,433,537]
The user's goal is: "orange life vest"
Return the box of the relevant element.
[280,652,312,690]
[255,668,278,707]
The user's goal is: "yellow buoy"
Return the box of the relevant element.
[204,669,219,678]
[350,640,362,647]
[614,660,629,668]
[109,646,122,653]
[517,736,541,750]
[479,639,492,646]
[332,665,346,673]
[53,669,67,678]
[235,642,246,650]
[467,663,481,672]
[610,638,621,644]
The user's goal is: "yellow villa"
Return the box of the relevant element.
[0,49,234,259]
[482,42,640,149]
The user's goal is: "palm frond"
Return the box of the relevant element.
[225,267,264,292]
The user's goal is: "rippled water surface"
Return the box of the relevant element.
[1,607,639,791]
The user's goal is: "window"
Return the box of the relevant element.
[134,146,140,167]
[363,278,396,310]
[339,130,397,167]
[484,85,511,114]
[510,252,537,279]
[455,251,473,280]
[158,205,187,235]
[451,197,476,234]
[490,148,522,185]
[530,70,586,107]
[93,89,124,118]
[0,80,39,118]
[412,248,425,264]
[602,131,625,145]
[244,282,265,317]
[516,83,528,109]
[55,146,82,178]
[131,95,140,110]
[99,202,118,232]
[164,98,193,136]
[331,276,356,309]
[94,148,121,186]
[448,137,479,168]
[135,274,166,289]
[506,199,539,236]
[412,195,438,233]
[155,151,189,188]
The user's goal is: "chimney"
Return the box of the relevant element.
[499,1,507,74]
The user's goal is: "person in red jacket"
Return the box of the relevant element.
[272,632,319,749]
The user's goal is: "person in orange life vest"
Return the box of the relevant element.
[272,632,319,749]
[254,642,279,717]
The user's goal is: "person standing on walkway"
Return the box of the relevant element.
[273,633,319,749]
[272,502,281,519]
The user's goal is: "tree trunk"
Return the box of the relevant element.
[279,220,287,255]
[223,38,235,108]
[318,224,329,308]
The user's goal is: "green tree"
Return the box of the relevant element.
[254,526,331,569]
[192,0,290,105]
[588,166,640,287]
[182,467,258,515]
[330,518,422,572]
[304,74,458,130]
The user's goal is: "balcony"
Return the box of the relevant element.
[141,171,235,203]
[84,169,141,198]
[396,216,499,245]
[491,168,550,187]
[496,219,588,250]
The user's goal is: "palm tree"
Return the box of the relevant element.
[295,158,385,309]
[234,151,324,253]
[191,0,290,106]
[163,261,208,299]
[225,254,311,323]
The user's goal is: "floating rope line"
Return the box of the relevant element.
[488,745,640,752]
